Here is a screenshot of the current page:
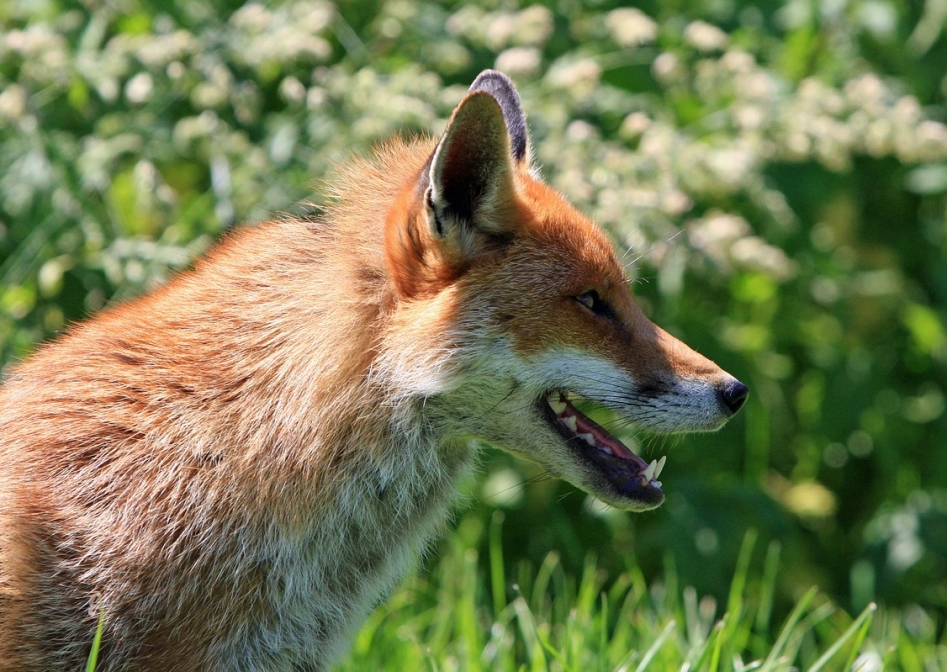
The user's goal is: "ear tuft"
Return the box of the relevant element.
[468,70,530,164]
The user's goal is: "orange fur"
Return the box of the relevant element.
[0,72,745,671]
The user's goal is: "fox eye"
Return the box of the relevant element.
[575,290,609,316]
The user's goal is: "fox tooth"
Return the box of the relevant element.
[654,455,667,479]
[599,445,614,456]
[547,396,567,415]
[561,416,577,432]
[642,460,657,482]
[576,433,595,446]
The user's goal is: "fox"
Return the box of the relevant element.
[0,71,747,671]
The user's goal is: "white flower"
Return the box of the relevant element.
[495,47,541,77]
[652,52,682,85]
[619,112,651,140]
[514,5,553,47]
[125,72,153,105]
[279,76,306,105]
[546,58,601,96]
[684,21,729,52]
[0,84,27,121]
[606,8,657,48]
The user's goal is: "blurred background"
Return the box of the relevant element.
[1,0,945,634]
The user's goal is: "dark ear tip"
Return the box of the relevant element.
[468,70,529,164]
[469,70,516,91]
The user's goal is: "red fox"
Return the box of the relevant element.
[0,71,746,670]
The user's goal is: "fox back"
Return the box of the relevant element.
[0,71,746,671]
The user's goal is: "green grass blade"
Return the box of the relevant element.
[728,529,757,618]
[761,586,817,670]
[531,551,559,611]
[490,510,507,616]
[631,618,676,672]
[847,623,878,671]
[599,592,609,672]
[804,602,876,672]
[709,614,727,672]
[85,608,105,672]
[755,541,782,634]
[537,627,573,672]
[459,547,484,670]
[838,603,877,672]
[513,596,548,671]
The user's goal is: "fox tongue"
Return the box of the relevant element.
[549,393,650,473]
[547,392,665,499]
[570,408,640,463]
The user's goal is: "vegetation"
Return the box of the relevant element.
[338,517,942,671]
[3,0,946,666]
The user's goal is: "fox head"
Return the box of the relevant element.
[383,71,747,511]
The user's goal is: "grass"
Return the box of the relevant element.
[83,514,946,671]
[338,514,946,672]
[86,607,105,672]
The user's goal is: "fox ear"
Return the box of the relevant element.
[426,71,529,240]
[466,69,530,164]
[385,72,530,298]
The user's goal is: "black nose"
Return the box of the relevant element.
[720,380,749,414]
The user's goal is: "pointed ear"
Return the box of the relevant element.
[426,70,531,240]
[384,71,531,298]
[467,69,531,164]
[426,90,517,237]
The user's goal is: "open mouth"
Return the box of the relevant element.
[542,392,666,507]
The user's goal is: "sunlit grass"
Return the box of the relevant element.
[338,518,945,672]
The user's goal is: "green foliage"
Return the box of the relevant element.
[338,517,946,670]
[85,608,105,672]
[2,0,946,655]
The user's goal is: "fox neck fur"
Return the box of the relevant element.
[0,135,477,669]
[0,71,747,670]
